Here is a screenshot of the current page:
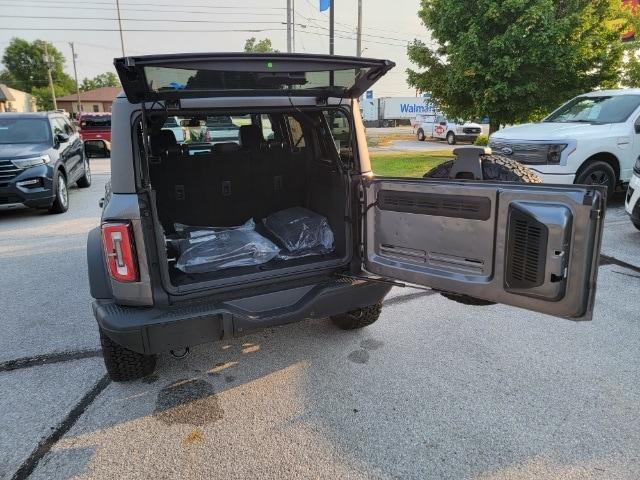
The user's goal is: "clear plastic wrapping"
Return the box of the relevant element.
[263,207,334,258]
[174,219,280,274]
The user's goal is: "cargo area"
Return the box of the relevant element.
[144,109,352,289]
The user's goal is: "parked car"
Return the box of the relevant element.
[489,89,640,194]
[78,113,111,158]
[625,157,640,230]
[415,113,482,144]
[0,112,91,213]
[87,53,605,381]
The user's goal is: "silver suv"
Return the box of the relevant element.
[87,53,606,381]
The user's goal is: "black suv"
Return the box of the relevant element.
[87,53,605,381]
[0,112,91,213]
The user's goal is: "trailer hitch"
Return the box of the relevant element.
[448,146,492,181]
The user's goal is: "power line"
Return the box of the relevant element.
[1,14,287,24]
[3,0,285,9]
[0,2,284,16]
[0,27,288,33]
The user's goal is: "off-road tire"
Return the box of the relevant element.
[632,219,640,231]
[424,154,542,306]
[417,129,426,142]
[331,303,383,330]
[424,154,543,183]
[99,329,156,382]
[49,170,69,214]
[76,157,92,188]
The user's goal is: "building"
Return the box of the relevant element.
[0,84,37,112]
[57,86,121,114]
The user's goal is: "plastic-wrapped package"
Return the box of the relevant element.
[263,207,334,258]
[175,219,280,274]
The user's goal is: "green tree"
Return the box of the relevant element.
[80,72,120,91]
[244,37,278,53]
[407,0,625,133]
[1,38,74,93]
[31,84,70,111]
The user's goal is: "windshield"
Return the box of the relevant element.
[0,118,51,144]
[545,95,640,124]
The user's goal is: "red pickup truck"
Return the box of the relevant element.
[78,113,111,158]
[78,113,111,141]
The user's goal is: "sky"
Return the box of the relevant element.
[0,0,430,97]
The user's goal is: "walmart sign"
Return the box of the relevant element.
[399,102,435,114]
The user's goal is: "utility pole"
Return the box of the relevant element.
[115,0,126,56]
[356,0,363,57]
[69,42,82,115]
[287,0,292,53]
[329,0,335,55]
[43,43,57,111]
[292,0,295,53]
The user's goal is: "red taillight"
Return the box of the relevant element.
[101,222,139,282]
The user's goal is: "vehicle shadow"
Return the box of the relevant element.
[36,275,640,478]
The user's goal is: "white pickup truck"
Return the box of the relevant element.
[489,89,640,194]
[414,113,483,145]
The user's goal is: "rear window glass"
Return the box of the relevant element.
[144,66,363,95]
[80,116,111,129]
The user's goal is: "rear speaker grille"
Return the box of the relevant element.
[506,208,548,289]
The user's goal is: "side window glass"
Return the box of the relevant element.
[287,116,306,148]
[261,114,275,141]
[63,119,74,135]
[52,118,65,136]
[323,109,351,153]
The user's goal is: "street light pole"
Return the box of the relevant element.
[69,42,82,115]
[356,0,362,57]
[287,0,292,53]
[115,0,126,56]
[43,43,57,111]
[329,0,335,55]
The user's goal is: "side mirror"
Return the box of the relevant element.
[635,123,640,134]
[56,132,70,144]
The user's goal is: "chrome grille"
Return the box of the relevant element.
[463,127,481,134]
[0,160,22,186]
[489,140,548,164]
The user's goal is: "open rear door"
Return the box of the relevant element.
[114,52,395,103]
[363,177,605,320]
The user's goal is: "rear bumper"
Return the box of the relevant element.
[93,279,391,354]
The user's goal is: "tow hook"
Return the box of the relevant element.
[170,347,190,359]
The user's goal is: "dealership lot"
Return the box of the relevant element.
[1,159,639,479]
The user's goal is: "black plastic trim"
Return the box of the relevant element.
[377,190,491,220]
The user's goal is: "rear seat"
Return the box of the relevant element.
[148,130,184,229]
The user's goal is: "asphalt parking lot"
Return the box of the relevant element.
[1,159,639,480]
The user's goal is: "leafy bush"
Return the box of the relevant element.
[474,134,489,146]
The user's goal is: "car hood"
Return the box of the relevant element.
[491,122,614,141]
[0,143,52,160]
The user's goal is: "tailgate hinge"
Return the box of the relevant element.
[335,273,433,291]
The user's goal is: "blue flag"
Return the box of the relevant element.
[320,0,331,11]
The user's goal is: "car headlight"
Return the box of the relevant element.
[634,157,640,176]
[547,144,567,164]
[11,155,51,169]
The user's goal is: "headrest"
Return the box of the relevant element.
[213,142,241,153]
[150,130,178,156]
[239,124,262,150]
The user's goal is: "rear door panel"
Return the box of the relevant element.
[364,177,604,320]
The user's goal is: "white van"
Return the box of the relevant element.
[414,113,482,145]
[489,89,640,194]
